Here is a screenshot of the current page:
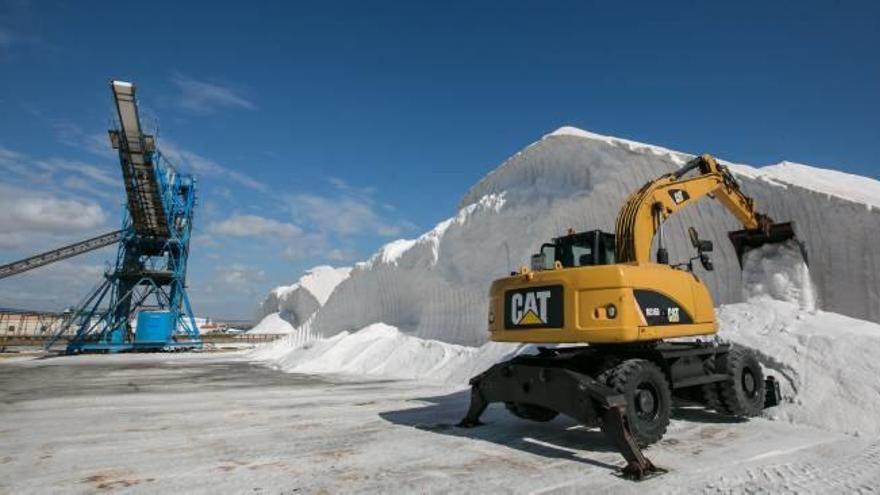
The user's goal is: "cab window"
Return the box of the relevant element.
[540,244,556,269]
[570,245,594,267]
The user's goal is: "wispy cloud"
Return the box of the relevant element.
[288,193,405,236]
[286,177,415,237]
[170,73,256,114]
[159,140,268,192]
[51,121,117,159]
[0,144,121,201]
[0,258,108,312]
[221,263,267,287]
[0,183,108,249]
[205,213,337,262]
[207,214,303,239]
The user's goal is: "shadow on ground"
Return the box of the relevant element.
[380,389,744,474]
[380,389,621,472]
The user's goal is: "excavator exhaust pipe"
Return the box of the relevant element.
[728,221,806,266]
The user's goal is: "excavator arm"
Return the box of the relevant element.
[615,154,797,265]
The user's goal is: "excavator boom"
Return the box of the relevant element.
[615,154,801,265]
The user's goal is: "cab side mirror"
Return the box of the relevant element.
[698,239,713,252]
[688,227,713,252]
[689,226,714,270]
[700,252,714,271]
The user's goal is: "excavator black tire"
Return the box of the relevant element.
[599,359,671,447]
[504,402,559,422]
[704,346,765,417]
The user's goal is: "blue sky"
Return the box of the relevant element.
[1,1,877,319]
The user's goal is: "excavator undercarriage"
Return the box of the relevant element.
[459,342,782,480]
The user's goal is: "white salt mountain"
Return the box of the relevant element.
[251,265,351,334]
[288,126,880,346]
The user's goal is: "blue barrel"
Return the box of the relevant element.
[135,311,174,343]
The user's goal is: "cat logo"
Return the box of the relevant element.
[505,285,563,329]
[511,290,551,325]
[669,188,690,205]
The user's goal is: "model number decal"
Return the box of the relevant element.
[635,290,693,326]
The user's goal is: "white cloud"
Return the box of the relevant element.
[0,145,121,198]
[287,187,413,237]
[207,214,302,239]
[36,157,118,188]
[170,73,256,114]
[326,248,357,262]
[279,233,332,261]
[0,258,108,311]
[160,140,268,192]
[0,183,108,248]
[51,121,117,159]
[327,176,376,195]
[222,263,266,286]
[61,176,119,203]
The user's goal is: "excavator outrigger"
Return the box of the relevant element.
[459,154,801,480]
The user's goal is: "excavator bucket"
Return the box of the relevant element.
[728,221,806,266]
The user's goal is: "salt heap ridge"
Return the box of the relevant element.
[292,127,880,346]
[251,127,880,435]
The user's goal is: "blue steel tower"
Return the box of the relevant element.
[54,81,201,353]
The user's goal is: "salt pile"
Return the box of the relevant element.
[251,266,351,334]
[248,312,295,335]
[718,300,880,436]
[286,127,880,348]
[741,241,816,310]
[718,241,880,435]
[255,323,518,384]
[250,127,880,435]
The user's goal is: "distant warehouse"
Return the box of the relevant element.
[0,308,69,337]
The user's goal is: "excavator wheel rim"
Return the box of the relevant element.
[635,385,659,421]
[742,369,757,398]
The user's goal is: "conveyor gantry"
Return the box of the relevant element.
[0,231,122,280]
[109,81,170,239]
[0,80,202,353]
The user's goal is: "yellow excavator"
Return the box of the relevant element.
[459,154,802,479]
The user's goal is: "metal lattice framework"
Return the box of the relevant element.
[44,81,201,353]
[0,231,122,280]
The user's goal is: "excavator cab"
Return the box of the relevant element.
[530,230,617,271]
